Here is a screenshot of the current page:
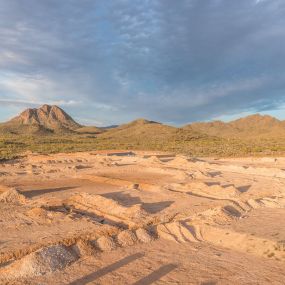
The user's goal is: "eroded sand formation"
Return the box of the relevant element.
[0,151,285,284]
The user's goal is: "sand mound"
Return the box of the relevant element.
[96,236,117,251]
[245,196,285,210]
[173,171,191,181]
[67,193,150,227]
[125,204,148,219]
[192,170,210,179]
[213,164,285,178]
[25,207,66,223]
[0,187,26,205]
[165,182,239,200]
[0,185,15,192]
[135,228,154,243]
[73,240,97,256]
[26,207,49,217]
[199,224,285,261]
[167,155,190,167]
[191,206,242,225]
[189,182,240,199]
[117,230,138,247]
[0,245,78,280]
[142,156,162,165]
[246,199,261,209]
[258,196,285,208]
[157,222,201,243]
[95,156,114,167]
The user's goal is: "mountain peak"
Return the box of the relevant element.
[230,114,281,129]
[233,113,278,122]
[40,104,52,113]
[8,104,81,132]
[128,118,159,126]
[188,113,285,138]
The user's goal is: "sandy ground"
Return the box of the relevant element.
[0,151,285,284]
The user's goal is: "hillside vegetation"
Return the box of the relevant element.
[1,105,285,160]
[186,114,285,139]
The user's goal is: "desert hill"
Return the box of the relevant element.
[185,114,285,139]
[0,105,285,150]
[1,106,285,158]
[0,105,82,134]
[2,105,284,139]
[98,118,177,143]
[98,118,211,152]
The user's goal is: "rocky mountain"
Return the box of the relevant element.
[0,105,82,134]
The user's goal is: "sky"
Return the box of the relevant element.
[0,0,285,126]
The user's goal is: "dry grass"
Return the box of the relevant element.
[1,131,285,161]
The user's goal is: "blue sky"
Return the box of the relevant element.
[0,0,285,126]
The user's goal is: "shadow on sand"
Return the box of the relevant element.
[132,263,177,285]
[68,253,144,285]
[102,191,174,213]
[23,186,78,198]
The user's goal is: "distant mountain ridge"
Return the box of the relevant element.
[185,114,285,138]
[0,105,284,139]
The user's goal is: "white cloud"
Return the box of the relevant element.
[0,73,54,99]
[155,77,268,109]
[0,51,28,65]
[0,98,80,107]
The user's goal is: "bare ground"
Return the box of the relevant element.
[0,151,285,284]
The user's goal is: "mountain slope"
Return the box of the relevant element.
[1,107,285,158]
[100,118,176,139]
[97,118,212,151]
[0,105,81,134]
[185,114,285,139]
